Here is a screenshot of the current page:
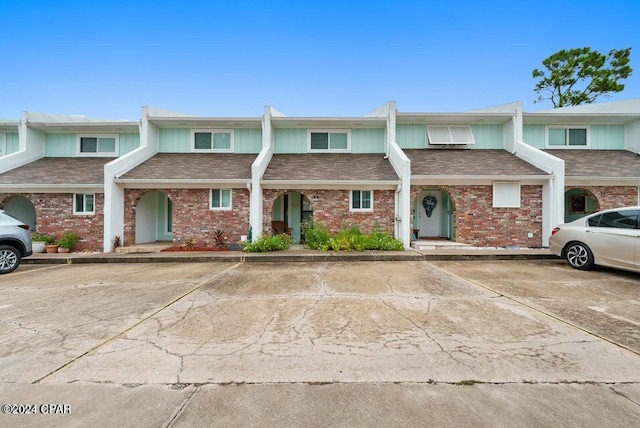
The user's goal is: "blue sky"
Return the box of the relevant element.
[1,0,638,120]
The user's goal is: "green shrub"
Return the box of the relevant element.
[57,231,79,249]
[303,222,404,252]
[302,221,331,250]
[31,232,56,244]
[242,234,292,252]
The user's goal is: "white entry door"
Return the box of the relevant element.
[418,191,442,238]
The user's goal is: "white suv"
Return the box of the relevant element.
[0,210,33,274]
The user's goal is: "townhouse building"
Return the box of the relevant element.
[1,99,638,252]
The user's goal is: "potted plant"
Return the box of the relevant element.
[31,232,56,253]
[57,231,79,253]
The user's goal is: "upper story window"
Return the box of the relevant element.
[546,126,589,148]
[308,130,350,152]
[78,135,118,156]
[192,130,233,152]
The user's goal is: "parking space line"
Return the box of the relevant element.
[32,262,244,384]
[426,262,640,357]
[7,264,68,276]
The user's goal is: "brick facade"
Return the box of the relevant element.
[123,188,250,247]
[565,186,638,210]
[0,193,104,251]
[411,185,544,247]
[262,189,396,236]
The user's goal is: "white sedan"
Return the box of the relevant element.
[549,206,640,273]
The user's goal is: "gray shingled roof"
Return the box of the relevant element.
[405,149,548,176]
[120,153,256,180]
[262,154,399,181]
[545,150,640,177]
[0,157,114,185]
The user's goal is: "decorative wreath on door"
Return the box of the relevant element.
[422,195,438,218]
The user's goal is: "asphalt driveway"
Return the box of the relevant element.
[1,260,639,427]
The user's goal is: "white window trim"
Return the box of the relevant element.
[349,190,374,212]
[492,182,521,208]
[0,133,5,156]
[209,189,233,211]
[192,129,234,153]
[307,129,351,153]
[77,135,119,157]
[545,125,590,149]
[73,193,96,215]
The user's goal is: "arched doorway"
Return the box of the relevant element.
[413,189,454,240]
[135,191,173,244]
[272,192,313,243]
[565,188,599,223]
[3,196,36,231]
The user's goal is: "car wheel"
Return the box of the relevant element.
[565,242,594,270]
[0,245,21,274]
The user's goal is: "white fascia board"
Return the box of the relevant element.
[260,180,400,190]
[149,117,262,128]
[0,184,103,192]
[271,117,386,128]
[565,177,640,186]
[396,112,512,125]
[410,175,551,186]
[116,179,250,189]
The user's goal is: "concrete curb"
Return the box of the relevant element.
[23,249,560,264]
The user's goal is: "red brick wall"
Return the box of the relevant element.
[566,186,638,210]
[262,189,395,236]
[411,185,544,247]
[0,193,104,251]
[124,188,250,247]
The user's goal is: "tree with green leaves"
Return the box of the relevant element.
[532,47,632,108]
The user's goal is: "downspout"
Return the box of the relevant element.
[395,183,402,238]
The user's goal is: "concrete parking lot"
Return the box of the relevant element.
[1,260,639,427]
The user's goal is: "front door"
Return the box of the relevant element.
[418,191,442,238]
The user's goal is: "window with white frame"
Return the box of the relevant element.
[350,190,373,212]
[546,126,589,148]
[308,130,350,152]
[210,189,232,210]
[78,135,118,156]
[192,130,233,152]
[493,182,520,208]
[74,193,95,214]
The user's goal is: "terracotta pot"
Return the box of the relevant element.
[45,245,59,254]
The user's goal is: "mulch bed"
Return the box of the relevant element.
[162,247,235,252]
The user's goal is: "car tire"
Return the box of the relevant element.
[0,245,21,274]
[565,242,594,270]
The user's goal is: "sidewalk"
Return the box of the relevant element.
[23,246,558,264]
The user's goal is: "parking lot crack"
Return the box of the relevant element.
[377,297,466,365]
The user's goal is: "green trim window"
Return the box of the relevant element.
[308,130,350,152]
[0,133,5,156]
[74,193,95,215]
[78,135,118,156]
[547,126,589,148]
[350,190,373,212]
[193,130,233,152]
[210,189,232,210]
